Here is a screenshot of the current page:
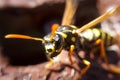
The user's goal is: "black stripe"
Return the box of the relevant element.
[110,36,114,45]
[104,33,108,47]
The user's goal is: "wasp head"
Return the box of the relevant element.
[43,34,64,58]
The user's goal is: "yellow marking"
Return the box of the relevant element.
[72,30,76,34]
[45,45,55,54]
[81,29,93,41]
[69,25,77,29]
[94,39,101,45]
[101,32,105,40]
[71,37,76,42]
[56,32,67,38]
[79,59,91,79]
[92,29,100,38]
[68,45,75,64]
[71,45,75,49]
[83,60,90,65]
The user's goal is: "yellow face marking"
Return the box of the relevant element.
[45,44,55,54]
[92,29,100,38]
[71,37,76,42]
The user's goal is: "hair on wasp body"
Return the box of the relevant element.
[4,0,120,78]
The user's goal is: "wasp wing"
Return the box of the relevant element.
[61,0,79,25]
[76,6,120,33]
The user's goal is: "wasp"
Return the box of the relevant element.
[4,0,120,77]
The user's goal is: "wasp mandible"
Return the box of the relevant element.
[5,0,120,77]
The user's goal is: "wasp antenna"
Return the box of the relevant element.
[76,6,120,33]
[50,24,59,41]
[62,0,79,25]
[5,34,33,39]
[51,24,59,36]
[5,34,45,42]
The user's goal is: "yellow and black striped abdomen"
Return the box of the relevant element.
[80,28,115,48]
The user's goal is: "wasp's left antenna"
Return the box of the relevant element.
[5,34,45,43]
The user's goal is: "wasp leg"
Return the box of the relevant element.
[73,51,91,78]
[68,45,75,64]
[79,59,91,79]
[95,39,109,64]
[45,58,53,69]
[95,39,120,74]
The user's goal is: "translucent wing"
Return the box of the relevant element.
[76,6,120,33]
[5,34,45,43]
[61,0,79,25]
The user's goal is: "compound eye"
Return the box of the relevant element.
[54,35,63,51]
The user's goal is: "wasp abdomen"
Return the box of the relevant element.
[80,28,114,48]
